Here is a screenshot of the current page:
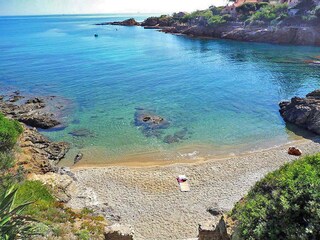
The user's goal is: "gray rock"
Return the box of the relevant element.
[0,96,61,129]
[104,224,134,240]
[279,90,320,135]
[198,216,232,240]
[163,134,180,144]
[69,128,95,137]
[74,152,83,164]
[19,126,70,173]
[134,109,170,138]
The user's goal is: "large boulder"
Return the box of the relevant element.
[279,90,320,134]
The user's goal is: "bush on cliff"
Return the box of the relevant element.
[314,6,320,18]
[249,3,288,23]
[0,113,23,151]
[231,153,320,239]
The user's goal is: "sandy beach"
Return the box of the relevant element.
[67,138,320,240]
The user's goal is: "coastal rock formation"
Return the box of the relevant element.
[18,126,69,174]
[69,128,95,137]
[104,224,134,240]
[222,26,320,46]
[134,109,170,138]
[30,172,76,203]
[163,128,188,144]
[96,18,140,26]
[279,90,320,135]
[0,95,62,129]
[198,215,236,240]
[141,16,174,27]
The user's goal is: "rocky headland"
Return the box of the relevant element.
[97,0,320,46]
[100,16,320,46]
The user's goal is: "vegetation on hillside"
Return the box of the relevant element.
[0,113,23,152]
[0,187,34,240]
[173,0,320,26]
[230,154,320,239]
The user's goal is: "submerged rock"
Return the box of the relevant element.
[134,109,170,138]
[69,128,95,137]
[174,127,188,140]
[164,128,189,144]
[163,134,180,144]
[279,90,320,135]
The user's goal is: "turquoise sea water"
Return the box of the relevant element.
[1,14,320,165]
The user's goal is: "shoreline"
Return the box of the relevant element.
[68,137,320,240]
[71,136,314,169]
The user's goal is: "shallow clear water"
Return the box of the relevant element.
[1,14,320,165]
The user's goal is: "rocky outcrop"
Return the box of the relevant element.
[134,108,170,138]
[30,172,76,202]
[0,95,62,129]
[141,16,174,27]
[104,224,134,240]
[198,215,237,240]
[97,18,140,26]
[222,26,320,46]
[279,90,320,135]
[95,13,320,46]
[17,126,69,174]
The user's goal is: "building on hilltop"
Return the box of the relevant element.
[221,0,263,15]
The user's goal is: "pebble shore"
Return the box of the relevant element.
[68,138,320,240]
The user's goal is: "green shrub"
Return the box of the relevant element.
[314,6,320,18]
[302,14,318,23]
[208,15,227,25]
[76,229,91,240]
[231,154,320,239]
[249,4,288,23]
[0,113,23,151]
[0,152,15,192]
[182,9,213,22]
[0,186,34,239]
